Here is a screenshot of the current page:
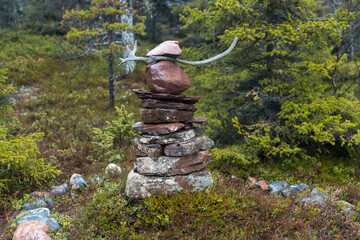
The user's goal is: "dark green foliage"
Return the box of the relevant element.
[0,68,60,205]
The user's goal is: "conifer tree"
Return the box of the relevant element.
[63,0,146,107]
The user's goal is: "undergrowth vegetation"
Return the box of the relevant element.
[1,0,360,239]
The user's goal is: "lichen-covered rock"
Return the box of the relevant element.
[133,122,185,135]
[136,151,214,176]
[141,99,197,111]
[70,174,88,189]
[269,181,289,194]
[301,188,329,206]
[146,40,182,57]
[133,138,163,159]
[16,208,61,232]
[13,221,52,240]
[137,129,195,145]
[50,183,68,196]
[105,163,122,176]
[144,61,191,95]
[22,200,47,211]
[125,168,213,198]
[164,136,214,157]
[133,89,200,104]
[282,183,309,196]
[141,108,194,123]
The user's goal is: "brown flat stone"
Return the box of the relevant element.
[146,41,182,57]
[132,122,185,135]
[136,151,214,176]
[125,168,213,198]
[164,136,214,157]
[185,117,208,124]
[133,89,200,104]
[144,61,191,95]
[141,99,197,111]
[133,138,163,159]
[141,108,194,123]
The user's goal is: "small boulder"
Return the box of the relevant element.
[301,188,329,206]
[70,174,88,190]
[13,220,52,240]
[144,61,191,95]
[269,181,289,194]
[126,168,213,198]
[146,40,182,57]
[16,208,61,232]
[282,183,309,196]
[105,163,122,176]
[337,200,355,212]
[256,180,270,190]
[50,183,68,196]
[22,200,47,211]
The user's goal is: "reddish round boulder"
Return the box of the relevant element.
[144,61,191,95]
[146,41,182,57]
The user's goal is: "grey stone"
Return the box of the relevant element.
[164,136,214,157]
[282,183,309,196]
[125,168,213,198]
[136,151,214,176]
[50,183,68,196]
[137,129,195,145]
[16,208,61,231]
[301,188,329,206]
[22,200,47,211]
[269,181,289,194]
[133,138,163,159]
[105,163,122,176]
[70,174,88,189]
[17,208,50,219]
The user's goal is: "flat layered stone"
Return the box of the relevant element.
[133,122,185,135]
[146,40,182,57]
[133,89,200,104]
[164,136,214,157]
[125,168,213,198]
[136,151,214,176]
[145,61,191,94]
[141,108,194,123]
[137,129,195,145]
[141,99,197,111]
[185,117,208,124]
[133,138,163,159]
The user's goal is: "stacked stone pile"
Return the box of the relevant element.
[125,41,215,198]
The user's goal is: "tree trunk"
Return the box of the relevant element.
[12,0,17,33]
[121,0,136,73]
[108,29,115,108]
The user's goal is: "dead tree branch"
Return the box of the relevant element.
[117,37,239,67]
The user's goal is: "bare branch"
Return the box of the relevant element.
[117,37,239,67]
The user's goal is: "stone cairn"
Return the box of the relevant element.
[125,41,215,198]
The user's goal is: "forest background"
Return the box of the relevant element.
[1,0,360,239]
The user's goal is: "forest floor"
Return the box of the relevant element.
[2,32,360,239]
